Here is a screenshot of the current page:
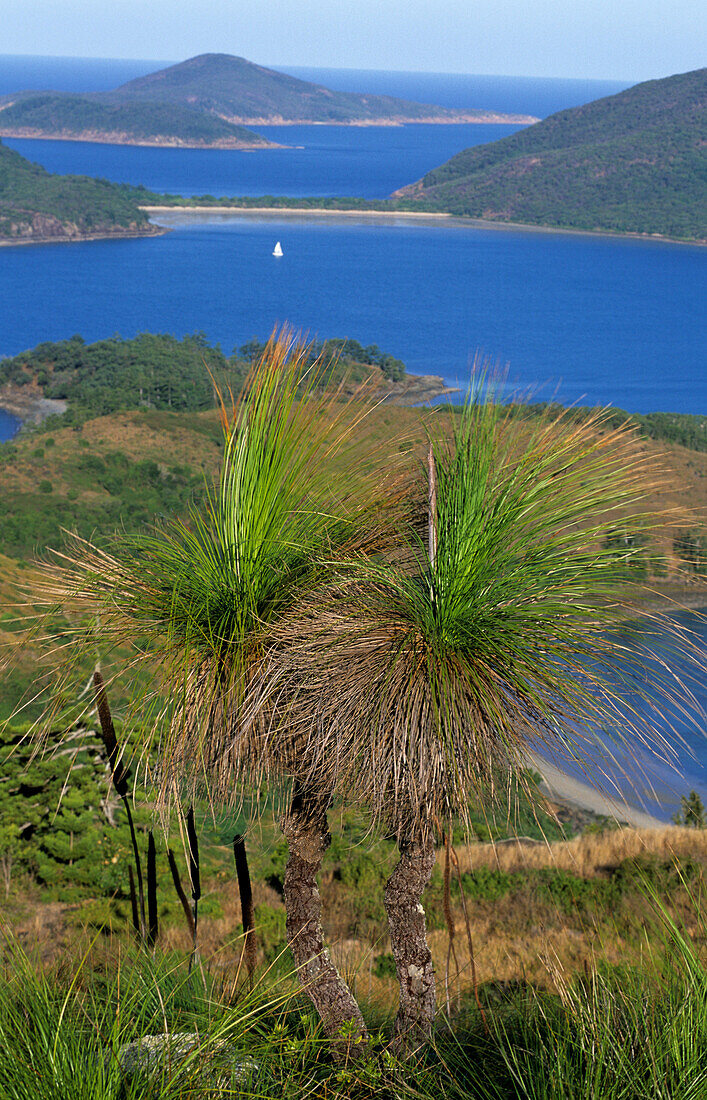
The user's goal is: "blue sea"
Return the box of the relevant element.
[0,56,706,815]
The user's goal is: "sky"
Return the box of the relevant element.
[2,0,704,81]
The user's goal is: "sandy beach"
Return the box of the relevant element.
[142,205,457,222]
[141,206,703,246]
[529,753,667,829]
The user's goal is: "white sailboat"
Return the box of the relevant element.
[272,240,283,257]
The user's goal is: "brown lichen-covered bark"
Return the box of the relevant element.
[385,834,437,1054]
[281,786,368,1052]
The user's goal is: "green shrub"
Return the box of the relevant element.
[373,952,397,979]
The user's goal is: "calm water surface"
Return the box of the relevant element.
[0,410,20,440]
[4,123,526,200]
[1,214,703,414]
[541,609,707,821]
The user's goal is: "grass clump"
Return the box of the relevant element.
[1,887,706,1100]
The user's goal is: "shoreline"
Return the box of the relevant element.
[528,753,668,830]
[0,129,281,151]
[229,113,539,127]
[142,206,705,247]
[0,385,67,427]
[0,224,168,249]
[144,204,455,220]
[0,114,538,148]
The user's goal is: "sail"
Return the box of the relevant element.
[273,241,283,256]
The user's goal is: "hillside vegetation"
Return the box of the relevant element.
[0,54,533,152]
[111,53,533,125]
[1,387,707,571]
[395,68,707,240]
[2,356,707,1095]
[0,333,246,421]
[0,139,156,242]
[0,331,407,423]
[0,93,273,148]
[0,331,416,557]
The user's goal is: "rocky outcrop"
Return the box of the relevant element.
[0,381,66,427]
[381,373,459,404]
[1,211,165,244]
[112,1032,257,1088]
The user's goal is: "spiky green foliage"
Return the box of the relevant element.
[272,395,699,836]
[34,329,393,805]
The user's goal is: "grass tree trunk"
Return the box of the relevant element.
[280,784,368,1052]
[385,832,437,1054]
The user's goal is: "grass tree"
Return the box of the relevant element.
[35,329,397,1049]
[273,394,702,1052]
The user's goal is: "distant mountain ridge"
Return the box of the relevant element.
[111,53,536,124]
[0,53,536,147]
[394,68,707,241]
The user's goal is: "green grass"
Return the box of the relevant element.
[436,895,707,1099]
[1,883,706,1098]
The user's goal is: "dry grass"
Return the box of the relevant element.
[455,824,707,877]
[3,824,706,1013]
[132,826,707,1003]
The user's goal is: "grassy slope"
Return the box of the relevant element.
[2,397,707,572]
[2,402,707,1096]
[396,68,707,240]
[0,139,153,240]
[0,93,273,147]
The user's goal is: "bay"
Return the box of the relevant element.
[0,409,20,440]
[542,609,707,822]
[0,57,702,419]
[1,212,704,416]
[3,123,526,200]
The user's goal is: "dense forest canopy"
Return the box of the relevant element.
[0,331,407,422]
[0,139,153,240]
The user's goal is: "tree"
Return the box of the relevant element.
[35,358,702,1058]
[36,329,392,1051]
[672,791,707,828]
[274,394,702,1052]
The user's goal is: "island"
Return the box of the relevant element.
[0,140,161,244]
[0,94,277,149]
[0,53,537,148]
[392,67,707,242]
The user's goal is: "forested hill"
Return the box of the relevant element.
[0,332,410,424]
[109,53,536,125]
[0,140,158,243]
[0,94,275,149]
[394,68,707,241]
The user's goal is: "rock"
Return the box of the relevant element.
[112,1031,257,1088]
